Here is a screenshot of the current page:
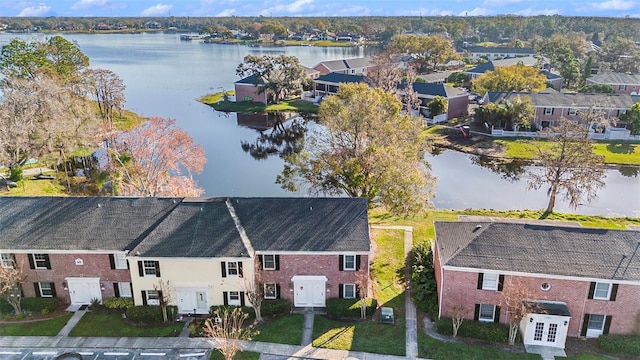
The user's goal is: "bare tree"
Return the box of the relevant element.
[244,259,264,323]
[501,278,542,345]
[84,68,126,128]
[366,51,405,95]
[451,304,465,337]
[527,119,606,214]
[354,269,370,319]
[203,307,257,360]
[153,280,172,322]
[0,256,27,314]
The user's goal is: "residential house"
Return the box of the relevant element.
[434,221,640,350]
[228,197,370,307]
[312,57,372,76]
[466,58,558,90]
[586,72,640,95]
[400,82,469,119]
[234,74,268,104]
[484,91,639,129]
[0,197,370,313]
[0,197,180,305]
[459,46,536,61]
[313,73,469,120]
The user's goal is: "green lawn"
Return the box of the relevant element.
[418,333,540,360]
[199,92,319,114]
[495,138,640,165]
[210,351,260,360]
[253,314,303,345]
[564,354,612,360]
[68,311,183,337]
[313,314,406,356]
[0,313,72,336]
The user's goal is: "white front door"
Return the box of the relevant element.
[292,275,327,307]
[524,314,570,348]
[67,278,102,304]
[177,288,208,314]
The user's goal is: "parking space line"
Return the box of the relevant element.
[140,353,166,356]
[179,353,206,357]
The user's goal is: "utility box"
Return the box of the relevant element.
[380,307,394,323]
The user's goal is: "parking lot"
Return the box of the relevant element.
[0,349,210,360]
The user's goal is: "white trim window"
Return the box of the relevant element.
[143,261,158,277]
[478,304,496,322]
[228,291,241,306]
[146,290,160,305]
[0,253,13,269]
[227,262,239,277]
[568,108,577,116]
[264,283,277,299]
[114,253,128,269]
[118,282,132,298]
[619,85,626,90]
[482,273,499,290]
[586,314,605,337]
[262,255,276,270]
[38,282,54,298]
[544,107,553,115]
[343,255,356,271]
[343,284,356,299]
[32,254,50,269]
[593,282,611,300]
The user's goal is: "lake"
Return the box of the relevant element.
[0,33,638,217]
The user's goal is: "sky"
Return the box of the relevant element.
[1,0,639,18]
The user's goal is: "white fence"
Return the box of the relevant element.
[491,128,640,141]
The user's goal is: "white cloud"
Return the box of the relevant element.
[71,0,109,10]
[459,7,492,16]
[482,0,526,5]
[258,0,315,16]
[588,0,636,10]
[515,7,560,15]
[401,8,455,16]
[18,3,52,16]
[141,3,173,16]
[215,8,236,16]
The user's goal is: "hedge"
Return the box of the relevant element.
[0,298,60,314]
[103,297,134,310]
[125,305,178,323]
[326,298,377,319]
[598,335,640,355]
[436,317,519,343]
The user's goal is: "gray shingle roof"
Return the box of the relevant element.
[229,197,370,252]
[487,91,640,109]
[435,222,640,281]
[0,197,181,251]
[462,46,536,55]
[315,73,365,84]
[316,57,371,72]
[130,198,248,258]
[587,72,640,85]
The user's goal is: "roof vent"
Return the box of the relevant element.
[309,206,313,211]
[97,203,102,208]
[200,207,203,212]
[473,224,482,232]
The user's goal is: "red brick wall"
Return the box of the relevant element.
[447,95,469,119]
[234,84,267,104]
[586,80,640,95]
[439,269,640,336]
[15,253,131,303]
[257,254,369,303]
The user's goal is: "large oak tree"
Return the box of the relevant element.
[235,55,306,104]
[389,34,458,73]
[277,83,435,216]
[472,64,547,95]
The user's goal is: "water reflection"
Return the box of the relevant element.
[618,166,639,177]
[470,155,528,182]
[238,112,310,160]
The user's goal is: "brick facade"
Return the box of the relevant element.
[234,84,268,104]
[438,268,640,337]
[447,95,470,119]
[257,254,369,303]
[15,253,131,303]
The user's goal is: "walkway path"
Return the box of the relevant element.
[370,225,418,360]
[301,308,315,346]
[56,308,86,336]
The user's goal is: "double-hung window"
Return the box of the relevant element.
[544,107,553,115]
[36,282,55,298]
[264,284,278,299]
[222,261,243,278]
[343,255,356,271]
[143,261,158,277]
[482,273,499,290]
[343,284,356,299]
[478,304,496,322]
[31,254,51,269]
[0,253,13,269]
[593,282,610,300]
[262,255,276,270]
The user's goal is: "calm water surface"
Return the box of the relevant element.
[1,33,638,217]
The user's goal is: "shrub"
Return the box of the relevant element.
[21,297,59,313]
[125,306,163,323]
[598,335,640,355]
[104,297,134,310]
[436,317,517,343]
[9,166,22,182]
[326,298,377,319]
[261,299,290,317]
